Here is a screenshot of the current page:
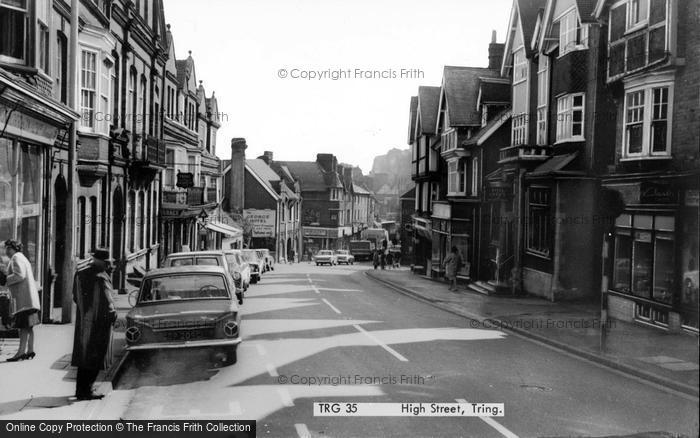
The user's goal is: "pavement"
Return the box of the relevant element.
[365,268,700,397]
[0,263,697,437]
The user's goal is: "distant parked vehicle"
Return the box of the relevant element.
[335,250,355,265]
[314,250,337,266]
[241,250,263,283]
[349,240,374,261]
[163,251,243,304]
[222,250,251,291]
[259,249,274,271]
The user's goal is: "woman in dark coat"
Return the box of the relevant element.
[71,249,117,400]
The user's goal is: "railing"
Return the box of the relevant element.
[498,144,551,163]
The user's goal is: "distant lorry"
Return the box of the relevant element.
[349,240,374,261]
[361,228,390,249]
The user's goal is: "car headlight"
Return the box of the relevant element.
[233,272,241,280]
[223,320,239,338]
[125,326,141,343]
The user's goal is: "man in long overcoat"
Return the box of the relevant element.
[71,249,117,400]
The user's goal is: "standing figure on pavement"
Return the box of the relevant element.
[2,240,40,362]
[443,246,463,291]
[71,248,117,400]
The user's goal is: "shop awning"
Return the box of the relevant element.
[205,222,243,238]
[529,153,578,177]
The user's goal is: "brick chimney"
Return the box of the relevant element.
[228,138,247,213]
[316,153,337,173]
[488,30,505,71]
[259,151,273,165]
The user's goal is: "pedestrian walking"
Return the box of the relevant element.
[71,248,117,400]
[386,251,394,269]
[2,240,40,362]
[373,250,379,270]
[443,246,463,291]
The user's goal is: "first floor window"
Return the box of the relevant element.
[38,22,49,74]
[0,0,27,63]
[556,93,585,141]
[165,150,175,187]
[624,84,672,157]
[612,213,674,304]
[537,107,547,145]
[80,50,98,129]
[526,186,551,257]
[512,113,527,145]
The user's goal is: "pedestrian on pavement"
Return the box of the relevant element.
[386,251,394,269]
[2,240,40,362]
[373,250,379,270]
[71,248,117,400]
[443,246,463,291]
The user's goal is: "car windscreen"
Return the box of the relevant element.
[138,274,230,303]
[241,252,258,262]
[319,251,333,256]
[195,257,220,266]
[225,254,241,267]
[168,258,193,267]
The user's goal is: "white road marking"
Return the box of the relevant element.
[295,423,312,438]
[456,398,518,438]
[148,405,163,418]
[256,344,267,356]
[352,324,408,362]
[277,387,294,407]
[229,401,243,416]
[312,285,321,294]
[317,288,362,292]
[321,298,342,314]
[266,362,279,377]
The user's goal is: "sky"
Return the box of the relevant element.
[163,0,512,173]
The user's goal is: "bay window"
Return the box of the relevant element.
[512,114,527,146]
[623,83,672,158]
[536,55,549,145]
[0,0,27,64]
[556,93,585,142]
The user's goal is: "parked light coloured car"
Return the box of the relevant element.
[163,251,243,304]
[335,250,355,265]
[241,249,263,283]
[125,266,241,365]
[223,250,250,291]
[255,249,274,272]
[314,250,337,266]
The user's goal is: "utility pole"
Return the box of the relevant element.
[61,0,79,323]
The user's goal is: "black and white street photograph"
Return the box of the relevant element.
[0,0,698,437]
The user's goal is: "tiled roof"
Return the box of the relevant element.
[400,187,416,199]
[417,86,441,135]
[279,161,334,192]
[352,183,371,195]
[576,0,598,22]
[443,66,501,127]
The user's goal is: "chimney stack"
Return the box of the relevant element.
[488,30,505,71]
[316,153,337,173]
[229,138,247,213]
[260,151,273,165]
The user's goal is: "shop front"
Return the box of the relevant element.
[605,175,699,333]
[302,226,350,258]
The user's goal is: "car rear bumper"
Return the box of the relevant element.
[127,337,242,351]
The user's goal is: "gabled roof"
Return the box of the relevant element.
[416,86,441,135]
[408,96,418,145]
[577,0,598,22]
[352,183,371,195]
[246,159,282,201]
[502,0,548,71]
[477,77,512,108]
[400,187,416,200]
[537,0,597,53]
[463,108,512,147]
[441,66,501,127]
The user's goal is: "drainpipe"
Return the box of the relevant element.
[61,0,79,323]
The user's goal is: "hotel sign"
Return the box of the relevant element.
[243,209,276,238]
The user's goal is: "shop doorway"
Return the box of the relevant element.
[52,175,68,307]
[112,186,124,287]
